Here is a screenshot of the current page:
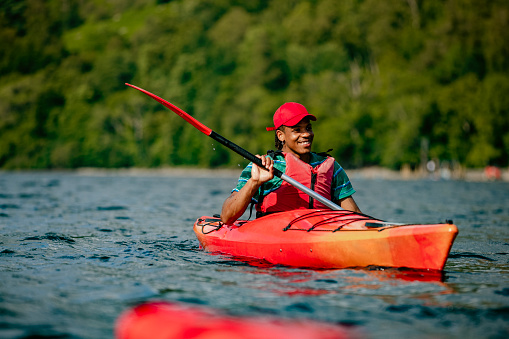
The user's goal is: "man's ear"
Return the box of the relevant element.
[276,128,285,142]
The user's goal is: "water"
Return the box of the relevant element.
[0,171,508,338]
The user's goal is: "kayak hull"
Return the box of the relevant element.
[193,209,458,271]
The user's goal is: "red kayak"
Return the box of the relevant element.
[194,209,458,271]
[115,302,355,339]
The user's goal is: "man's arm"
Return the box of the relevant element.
[338,196,361,213]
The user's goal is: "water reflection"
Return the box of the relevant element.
[214,255,453,301]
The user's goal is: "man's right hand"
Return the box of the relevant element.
[251,155,274,185]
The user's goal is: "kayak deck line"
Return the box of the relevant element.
[196,218,225,234]
[282,210,389,232]
[193,209,459,271]
[283,210,371,232]
[199,210,407,233]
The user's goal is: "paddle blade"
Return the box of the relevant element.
[125,83,212,136]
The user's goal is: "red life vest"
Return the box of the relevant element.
[257,152,335,214]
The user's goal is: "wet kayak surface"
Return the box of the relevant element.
[0,171,508,339]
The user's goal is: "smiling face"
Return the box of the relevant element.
[277,117,314,163]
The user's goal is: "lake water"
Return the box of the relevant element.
[0,171,508,338]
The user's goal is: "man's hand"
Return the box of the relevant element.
[251,155,274,185]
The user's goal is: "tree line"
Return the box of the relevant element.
[0,0,507,170]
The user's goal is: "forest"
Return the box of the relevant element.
[0,0,508,170]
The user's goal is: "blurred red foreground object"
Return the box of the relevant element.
[115,302,356,339]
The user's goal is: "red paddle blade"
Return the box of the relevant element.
[125,83,212,136]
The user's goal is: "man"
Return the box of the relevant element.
[221,102,360,224]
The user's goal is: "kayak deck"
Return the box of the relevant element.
[193,209,458,271]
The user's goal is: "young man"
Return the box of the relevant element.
[221,102,360,224]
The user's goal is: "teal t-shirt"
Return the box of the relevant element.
[232,152,355,204]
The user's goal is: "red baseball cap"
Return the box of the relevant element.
[266,102,316,131]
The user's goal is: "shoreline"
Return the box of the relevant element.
[1,166,508,182]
